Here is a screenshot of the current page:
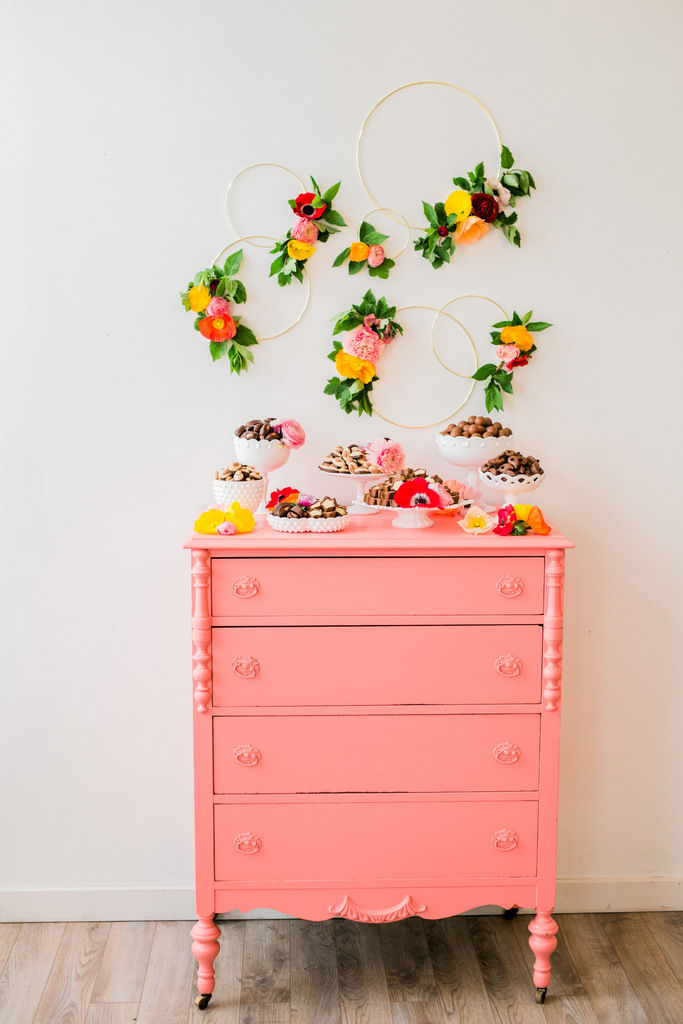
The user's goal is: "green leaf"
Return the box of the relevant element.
[473,161,484,179]
[309,174,321,196]
[222,250,243,277]
[232,280,247,305]
[502,172,520,188]
[347,379,364,396]
[323,181,341,203]
[434,202,447,226]
[210,340,228,362]
[511,311,523,326]
[234,323,258,347]
[332,247,350,268]
[526,321,552,332]
[522,310,532,324]
[452,176,471,191]
[492,320,511,329]
[422,201,437,226]
[360,226,389,246]
[348,259,365,275]
[472,363,498,381]
[500,145,514,170]
[321,208,346,227]
[312,196,326,208]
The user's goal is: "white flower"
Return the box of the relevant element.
[487,177,511,208]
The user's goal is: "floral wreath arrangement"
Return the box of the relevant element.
[324,290,403,416]
[333,221,394,279]
[180,251,258,373]
[414,146,535,269]
[471,310,551,412]
[269,177,346,286]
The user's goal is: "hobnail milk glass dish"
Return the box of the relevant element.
[319,469,388,516]
[435,431,516,502]
[233,436,291,514]
[266,514,349,533]
[478,467,545,509]
[212,477,266,513]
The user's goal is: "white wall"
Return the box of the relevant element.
[2,0,682,920]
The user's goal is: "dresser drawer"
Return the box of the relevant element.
[212,624,542,706]
[214,713,540,794]
[212,557,544,618]
[214,798,538,882]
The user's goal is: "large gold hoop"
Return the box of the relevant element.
[224,163,305,248]
[357,82,502,230]
[372,306,478,428]
[431,295,508,377]
[360,207,411,260]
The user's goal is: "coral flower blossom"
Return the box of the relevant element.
[394,478,442,508]
[500,325,534,352]
[343,325,385,364]
[291,218,319,244]
[287,239,315,261]
[199,314,237,342]
[294,192,326,219]
[454,216,489,246]
[363,438,405,475]
[206,296,231,318]
[458,506,495,534]
[349,241,370,262]
[335,350,376,384]
[188,284,211,312]
[367,245,385,267]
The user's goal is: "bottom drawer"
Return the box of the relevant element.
[214,799,538,883]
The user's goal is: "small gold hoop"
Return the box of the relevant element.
[357,82,502,230]
[431,294,508,377]
[372,305,478,428]
[360,207,411,260]
[213,236,310,341]
[224,163,305,248]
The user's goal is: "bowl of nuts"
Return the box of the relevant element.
[478,450,545,507]
[212,464,265,513]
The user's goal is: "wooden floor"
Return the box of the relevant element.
[1,912,682,1024]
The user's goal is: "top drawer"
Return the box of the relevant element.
[211,556,544,619]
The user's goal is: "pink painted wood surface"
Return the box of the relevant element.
[212,624,543,707]
[213,713,540,794]
[211,556,545,618]
[214,799,538,882]
[190,916,220,995]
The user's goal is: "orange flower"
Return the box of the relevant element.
[500,324,534,352]
[513,504,551,534]
[349,241,370,262]
[199,314,237,342]
[454,215,489,246]
[335,350,375,384]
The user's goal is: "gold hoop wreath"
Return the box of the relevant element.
[371,306,478,428]
[213,237,310,340]
[224,163,305,248]
[431,295,508,377]
[360,207,411,260]
[357,82,502,230]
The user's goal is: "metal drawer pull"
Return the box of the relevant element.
[234,832,262,854]
[233,575,260,598]
[493,742,521,764]
[495,654,523,676]
[492,828,519,851]
[496,575,524,598]
[232,655,260,678]
[234,744,261,766]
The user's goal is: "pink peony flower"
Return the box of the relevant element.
[487,177,511,207]
[342,325,385,364]
[273,418,305,448]
[429,481,455,508]
[363,437,405,475]
[290,218,319,245]
[206,296,232,317]
[496,344,520,363]
[216,520,237,535]
[367,245,385,267]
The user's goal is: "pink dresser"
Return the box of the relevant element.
[185,518,572,1008]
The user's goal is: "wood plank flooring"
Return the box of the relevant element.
[0,913,682,1024]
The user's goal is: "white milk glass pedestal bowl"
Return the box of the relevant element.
[435,432,515,502]
[478,467,545,509]
[233,436,291,514]
[319,470,388,515]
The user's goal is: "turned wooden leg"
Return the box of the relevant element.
[528,909,558,999]
[191,916,221,1008]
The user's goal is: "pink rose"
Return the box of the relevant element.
[363,438,405,475]
[367,245,385,267]
[342,325,385,364]
[273,418,305,448]
[496,344,520,363]
[429,481,455,508]
[216,521,237,536]
[206,296,231,317]
[290,218,319,245]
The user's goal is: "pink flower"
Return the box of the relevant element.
[297,493,316,507]
[367,245,385,267]
[363,438,405,475]
[206,296,232,317]
[363,314,378,329]
[494,504,517,536]
[273,419,305,448]
[216,520,237,536]
[291,218,319,244]
[496,344,520,363]
[343,325,385,363]
[487,177,511,207]
[429,481,454,508]
[444,478,469,500]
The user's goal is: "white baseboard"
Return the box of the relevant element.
[1,878,681,922]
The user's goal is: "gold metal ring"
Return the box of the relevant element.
[213,236,310,341]
[360,207,411,260]
[357,82,502,230]
[371,305,478,428]
[431,295,508,377]
[224,163,305,248]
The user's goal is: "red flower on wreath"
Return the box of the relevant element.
[294,192,326,220]
[198,313,237,342]
[266,486,300,510]
[471,192,500,223]
[394,478,442,508]
[507,354,529,370]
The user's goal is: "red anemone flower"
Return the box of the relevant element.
[266,486,300,511]
[493,504,517,536]
[294,192,326,220]
[394,478,441,508]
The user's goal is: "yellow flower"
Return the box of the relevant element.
[500,325,534,352]
[188,284,211,312]
[335,350,376,384]
[444,190,472,223]
[513,504,550,534]
[194,508,226,534]
[349,241,370,262]
[458,505,495,535]
[287,239,315,261]
[223,501,256,534]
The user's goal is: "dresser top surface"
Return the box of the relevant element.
[184,515,572,556]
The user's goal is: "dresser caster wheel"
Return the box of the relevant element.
[503,907,519,920]
[195,993,212,1010]
[534,987,547,1004]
